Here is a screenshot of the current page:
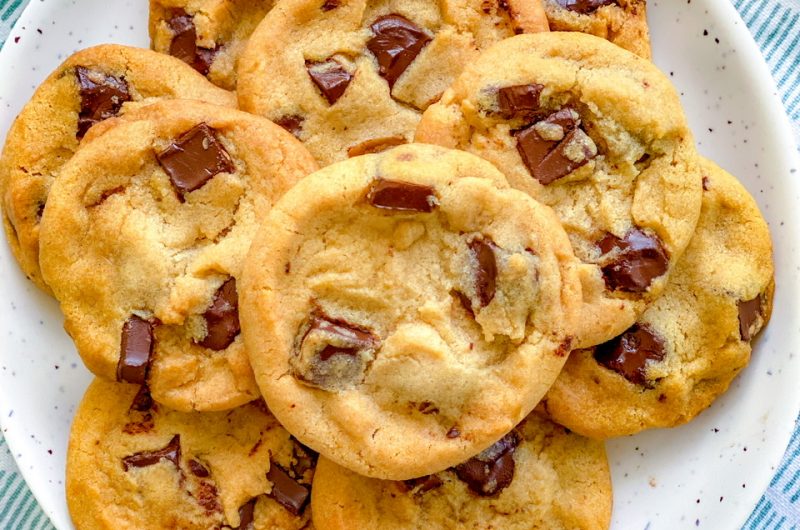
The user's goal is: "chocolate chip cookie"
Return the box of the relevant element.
[311,411,612,529]
[236,0,549,166]
[150,0,277,90]
[67,379,317,529]
[543,0,651,58]
[39,99,318,412]
[542,159,774,438]
[416,32,703,349]
[0,44,235,294]
[240,143,582,479]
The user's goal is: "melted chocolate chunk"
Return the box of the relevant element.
[130,384,153,412]
[304,313,378,359]
[738,295,765,342]
[515,108,596,184]
[347,136,407,157]
[497,84,543,118]
[195,480,222,515]
[117,315,155,385]
[446,426,461,439]
[188,459,210,478]
[469,238,498,308]
[556,0,617,14]
[197,278,240,350]
[594,324,666,387]
[236,498,257,530]
[122,434,181,471]
[157,123,235,197]
[598,229,669,293]
[367,14,432,88]
[321,0,341,10]
[167,9,218,75]
[404,474,444,494]
[274,115,304,139]
[306,59,353,105]
[366,178,437,212]
[454,431,520,496]
[75,67,131,139]
[267,461,310,516]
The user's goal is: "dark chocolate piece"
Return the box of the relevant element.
[156,123,235,197]
[404,474,444,493]
[738,295,764,342]
[321,0,341,10]
[122,434,181,471]
[197,278,240,350]
[367,14,432,88]
[366,178,437,212]
[117,315,155,385]
[274,115,304,139]
[347,136,407,157]
[306,59,353,105]
[75,67,131,139]
[188,459,210,478]
[446,426,461,439]
[304,313,378,360]
[469,237,498,308]
[130,384,153,412]
[594,324,666,387]
[167,8,218,75]
[236,498,257,530]
[454,431,520,496]
[556,0,617,14]
[267,461,310,516]
[598,228,669,293]
[497,84,543,118]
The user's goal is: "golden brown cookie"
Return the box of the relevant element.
[0,44,235,294]
[543,159,774,438]
[39,100,318,412]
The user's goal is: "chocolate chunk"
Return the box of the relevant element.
[274,115,304,139]
[304,313,378,360]
[367,14,432,88]
[75,67,131,139]
[454,431,520,496]
[515,108,596,185]
[197,278,240,350]
[157,123,235,197]
[404,474,444,494]
[267,461,310,516]
[122,434,181,471]
[321,0,341,10]
[497,84,543,118]
[594,324,666,387]
[167,9,218,75]
[130,384,153,412]
[188,459,210,478]
[236,498,257,530]
[117,315,155,385]
[306,59,353,105]
[446,426,461,439]
[469,238,498,308]
[738,295,765,342]
[598,229,669,292]
[556,0,617,14]
[366,178,437,212]
[347,136,407,157]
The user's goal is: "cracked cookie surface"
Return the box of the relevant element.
[67,379,317,530]
[39,99,318,412]
[236,0,549,167]
[310,411,611,530]
[240,144,581,480]
[416,32,703,349]
[0,44,235,294]
[149,0,277,90]
[542,159,774,438]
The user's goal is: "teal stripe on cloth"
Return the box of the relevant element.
[0,0,799,529]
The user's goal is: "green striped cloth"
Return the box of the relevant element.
[1,0,799,529]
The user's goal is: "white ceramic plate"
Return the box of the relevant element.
[0,0,798,528]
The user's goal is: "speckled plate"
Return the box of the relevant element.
[0,0,798,529]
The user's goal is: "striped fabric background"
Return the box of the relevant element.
[0,0,798,529]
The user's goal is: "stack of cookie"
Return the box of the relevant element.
[0,0,774,528]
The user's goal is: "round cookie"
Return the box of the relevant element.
[542,0,651,58]
[67,379,317,530]
[415,32,703,349]
[39,100,318,412]
[240,143,582,479]
[150,0,277,90]
[237,0,549,166]
[542,159,774,438]
[0,44,235,294]
[311,412,612,530]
